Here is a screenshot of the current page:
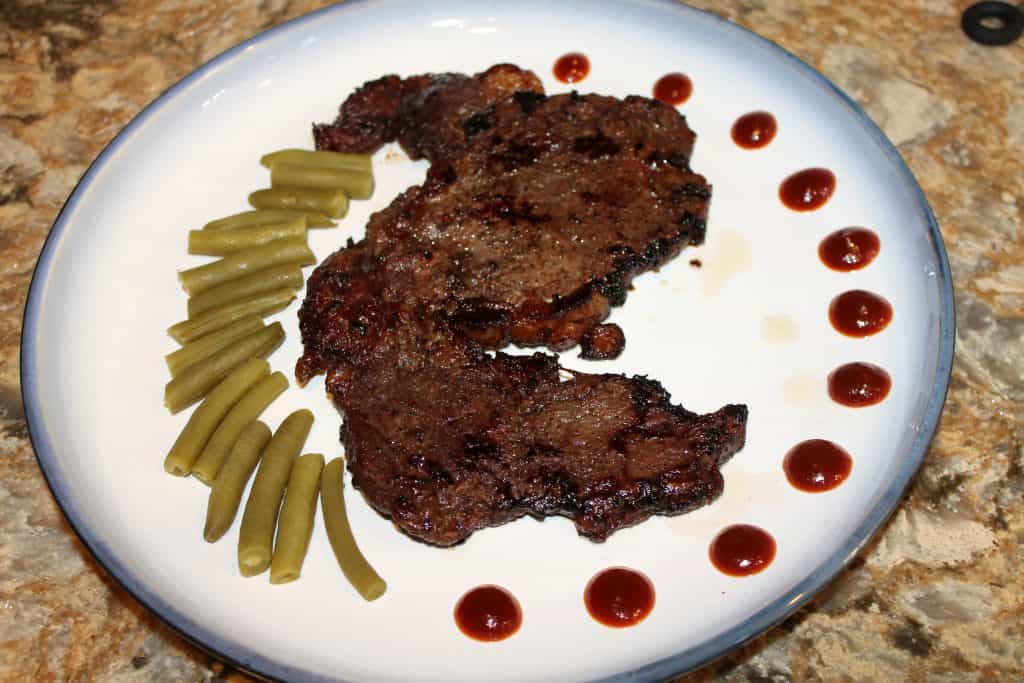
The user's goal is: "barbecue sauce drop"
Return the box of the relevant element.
[784,439,853,492]
[819,227,880,271]
[731,111,777,149]
[828,289,893,337]
[653,73,693,106]
[779,168,836,211]
[584,567,655,627]
[454,585,522,641]
[554,53,590,84]
[710,525,776,576]
[828,362,891,407]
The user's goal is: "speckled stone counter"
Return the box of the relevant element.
[1,1,1021,681]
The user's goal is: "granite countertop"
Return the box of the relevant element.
[1,1,1021,680]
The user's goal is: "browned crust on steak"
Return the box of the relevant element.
[313,64,544,158]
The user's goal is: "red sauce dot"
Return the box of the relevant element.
[819,227,880,271]
[779,168,836,211]
[584,567,655,628]
[827,362,891,407]
[829,289,893,338]
[653,73,692,106]
[709,525,776,577]
[554,53,590,84]
[454,585,522,642]
[783,439,853,492]
[731,111,777,149]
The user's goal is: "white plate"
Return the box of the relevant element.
[22,1,954,681]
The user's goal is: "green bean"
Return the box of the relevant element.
[238,410,314,577]
[165,315,264,377]
[163,359,268,476]
[320,457,387,601]
[270,453,324,584]
[188,219,306,256]
[178,238,315,296]
[260,149,372,174]
[167,289,295,344]
[203,209,333,230]
[204,421,272,542]
[163,323,284,413]
[191,372,289,485]
[271,163,374,200]
[249,188,348,219]
[187,265,303,318]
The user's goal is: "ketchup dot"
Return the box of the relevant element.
[827,362,891,407]
[783,439,853,492]
[709,525,776,577]
[653,73,693,106]
[829,290,893,337]
[584,567,655,628]
[819,227,880,271]
[779,168,836,211]
[731,111,777,149]
[454,585,522,642]
[554,53,590,84]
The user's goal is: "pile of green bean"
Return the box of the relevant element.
[164,148,376,413]
[160,149,385,598]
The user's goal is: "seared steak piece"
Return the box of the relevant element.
[342,338,748,546]
[301,243,747,545]
[313,65,710,352]
[299,66,748,546]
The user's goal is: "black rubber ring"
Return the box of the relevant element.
[962,1,1024,45]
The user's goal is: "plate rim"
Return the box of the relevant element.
[19,1,956,681]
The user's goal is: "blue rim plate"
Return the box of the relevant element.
[22,1,954,681]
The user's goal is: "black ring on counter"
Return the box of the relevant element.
[961,1,1024,45]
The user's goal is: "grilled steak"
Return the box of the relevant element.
[301,243,747,545]
[299,65,748,545]
[309,64,710,354]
